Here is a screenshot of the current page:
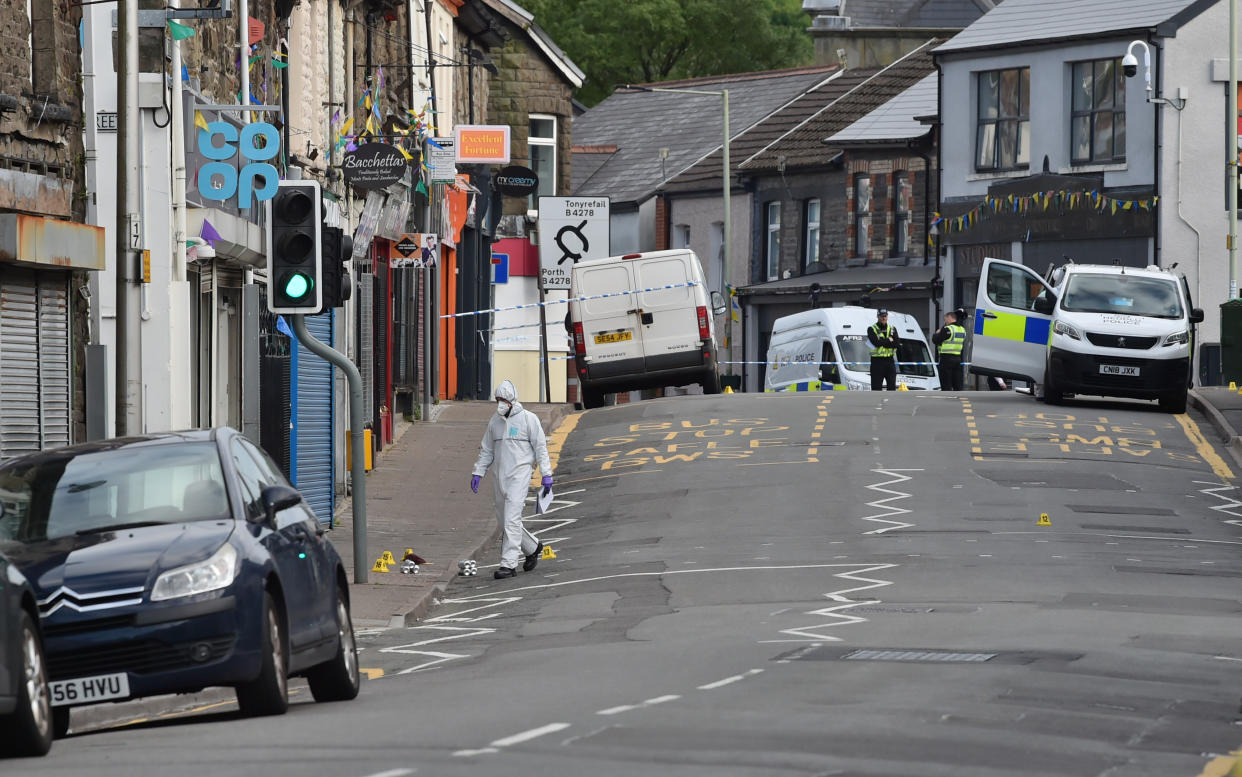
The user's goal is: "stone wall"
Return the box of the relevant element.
[486,19,575,217]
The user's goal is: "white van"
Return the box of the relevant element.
[568,249,727,409]
[970,258,1202,413]
[764,307,940,391]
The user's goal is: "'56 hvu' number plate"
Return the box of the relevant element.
[51,673,130,707]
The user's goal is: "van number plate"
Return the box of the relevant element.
[595,331,633,344]
[1099,364,1139,377]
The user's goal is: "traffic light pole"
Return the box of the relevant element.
[290,314,370,584]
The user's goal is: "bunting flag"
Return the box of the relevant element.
[935,188,1160,238]
[167,20,196,40]
[194,111,209,132]
[396,145,413,161]
[271,59,288,69]
[199,219,223,247]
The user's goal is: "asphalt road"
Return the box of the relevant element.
[18,392,1242,777]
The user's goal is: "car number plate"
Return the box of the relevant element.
[51,672,130,707]
[594,331,633,345]
[1099,364,1140,377]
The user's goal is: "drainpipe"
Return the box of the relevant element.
[170,0,187,283]
[1151,33,1163,269]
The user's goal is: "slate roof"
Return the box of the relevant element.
[833,0,997,29]
[827,73,938,145]
[741,40,940,172]
[934,0,1210,54]
[571,66,836,204]
[662,67,881,194]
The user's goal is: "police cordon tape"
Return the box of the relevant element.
[439,281,700,319]
[720,360,972,368]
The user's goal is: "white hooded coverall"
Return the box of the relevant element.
[472,381,552,569]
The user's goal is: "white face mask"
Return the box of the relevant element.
[497,400,511,417]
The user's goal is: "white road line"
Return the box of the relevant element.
[860,468,920,534]
[698,669,763,690]
[596,704,637,716]
[643,695,680,706]
[452,748,500,757]
[359,769,416,777]
[1194,481,1242,528]
[491,723,571,747]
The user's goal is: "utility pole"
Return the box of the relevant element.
[115,0,142,435]
[1230,0,1238,299]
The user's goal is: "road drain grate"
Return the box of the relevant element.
[842,649,996,663]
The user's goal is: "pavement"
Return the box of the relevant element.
[1189,386,1242,473]
[332,399,573,629]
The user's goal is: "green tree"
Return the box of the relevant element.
[524,0,813,106]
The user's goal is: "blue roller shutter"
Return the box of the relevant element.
[291,310,334,525]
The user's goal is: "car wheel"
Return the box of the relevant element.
[581,385,605,409]
[307,588,360,703]
[1159,391,1187,414]
[236,592,289,717]
[701,369,721,395]
[0,612,53,756]
[51,708,70,740]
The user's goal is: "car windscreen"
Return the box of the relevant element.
[0,442,229,543]
[1060,274,1184,319]
[836,335,871,373]
[897,339,935,377]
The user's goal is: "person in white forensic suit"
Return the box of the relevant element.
[470,380,553,579]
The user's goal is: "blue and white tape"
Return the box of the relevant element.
[720,360,972,368]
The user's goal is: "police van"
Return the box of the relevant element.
[568,249,727,409]
[764,307,940,391]
[970,258,1202,413]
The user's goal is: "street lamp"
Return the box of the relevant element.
[624,84,732,366]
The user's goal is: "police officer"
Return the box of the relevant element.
[932,310,966,390]
[867,309,898,391]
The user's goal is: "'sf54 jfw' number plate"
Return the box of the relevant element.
[594,331,633,345]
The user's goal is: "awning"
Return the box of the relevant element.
[0,214,105,271]
[740,264,935,299]
[187,208,265,269]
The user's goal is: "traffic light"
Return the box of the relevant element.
[321,225,353,309]
[266,180,322,314]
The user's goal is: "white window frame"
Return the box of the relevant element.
[766,202,781,281]
[672,224,690,249]
[803,198,821,270]
[853,175,871,259]
[528,114,557,208]
[892,173,910,257]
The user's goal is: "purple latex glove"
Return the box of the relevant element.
[541,476,553,488]
[470,475,481,494]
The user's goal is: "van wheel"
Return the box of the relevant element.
[1159,391,1187,414]
[582,385,605,409]
[701,370,721,395]
[1043,363,1064,405]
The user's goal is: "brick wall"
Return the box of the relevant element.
[843,150,935,265]
[486,18,575,217]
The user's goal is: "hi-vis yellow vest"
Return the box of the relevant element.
[869,323,896,358]
[939,324,965,356]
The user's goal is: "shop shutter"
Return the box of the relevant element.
[0,275,40,457]
[37,281,70,451]
[358,273,374,422]
[292,309,334,525]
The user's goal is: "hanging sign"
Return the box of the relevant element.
[196,121,281,209]
[495,165,538,198]
[342,143,408,190]
[390,234,439,268]
[429,137,457,183]
[454,124,510,164]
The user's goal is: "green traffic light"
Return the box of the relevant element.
[284,273,312,299]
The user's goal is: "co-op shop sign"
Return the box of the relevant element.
[196,121,282,209]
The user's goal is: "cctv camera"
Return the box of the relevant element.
[1121,53,1138,78]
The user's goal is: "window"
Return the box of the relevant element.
[528,115,556,208]
[892,173,911,257]
[765,202,781,280]
[985,262,1047,311]
[672,224,691,249]
[803,198,821,270]
[976,68,1030,171]
[1071,59,1126,164]
[853,175,871,258]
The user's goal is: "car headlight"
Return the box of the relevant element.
[1162,330,1189,346]
[151,543,238,601]
[1053,320,1082,340]
[846,378,869,391]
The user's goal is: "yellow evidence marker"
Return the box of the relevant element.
[372,557,391,573]
[380,550,396,564]
[1231,381,1238,391]
[540,545,557,560]
[1037,513,1051,526]
[897,383,909,391]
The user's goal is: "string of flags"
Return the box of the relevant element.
[931,189,1160,238]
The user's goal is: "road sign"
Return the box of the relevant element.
[537,196,610,290]
[428,137,456,184]
[492,252,509,284]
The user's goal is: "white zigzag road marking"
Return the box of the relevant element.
[1194,481,1242,528]
[426,597,523,623]
[395,651,470,675]
[860,468,920,534]
[380,625,496,651]
[767,563,899,643]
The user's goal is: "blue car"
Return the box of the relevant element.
[0,548,52,756]
[0,428,359,736]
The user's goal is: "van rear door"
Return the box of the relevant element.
[578,262,645,369]
[633,253,701,366]
[972,258,1055,384]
